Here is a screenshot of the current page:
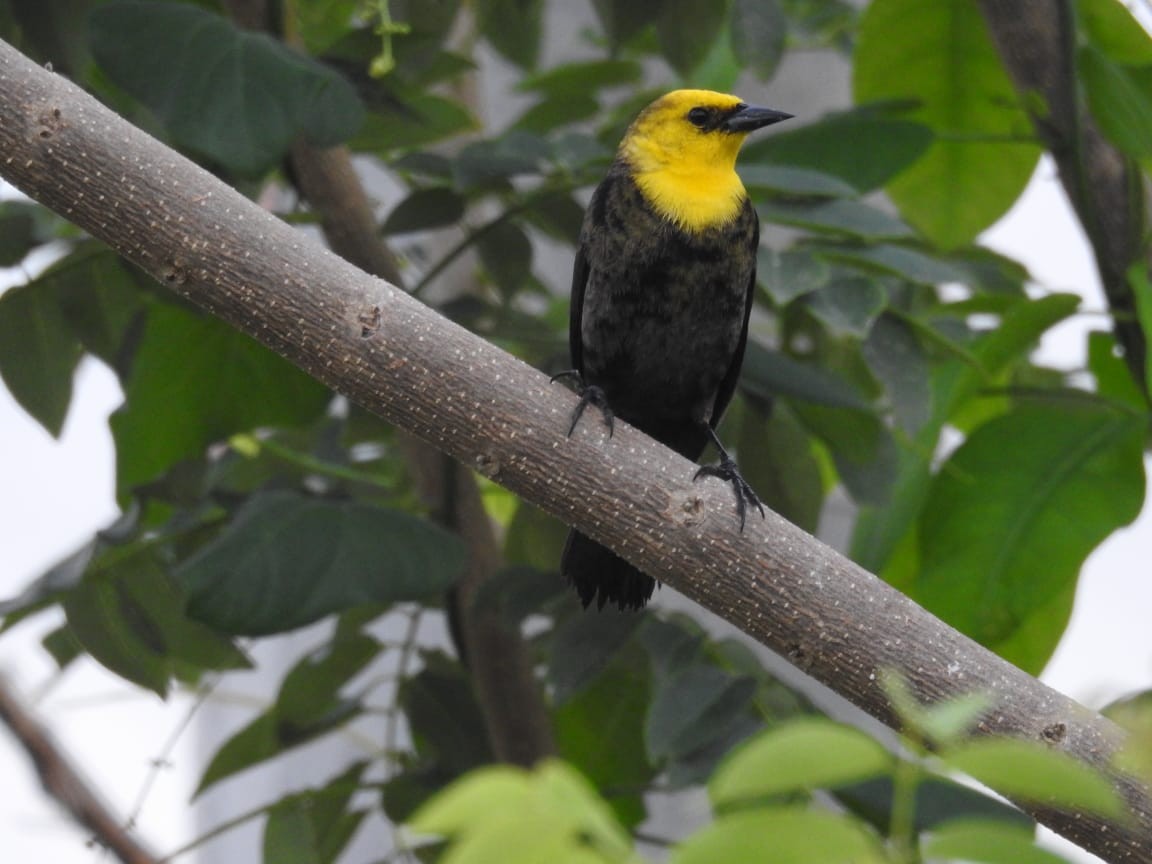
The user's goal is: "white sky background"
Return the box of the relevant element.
[1,160,1151,864]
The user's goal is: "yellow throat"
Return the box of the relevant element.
[621,89,752,233]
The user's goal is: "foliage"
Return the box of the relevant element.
[2,0,1151,861]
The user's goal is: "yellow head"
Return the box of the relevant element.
[620,89,791,231]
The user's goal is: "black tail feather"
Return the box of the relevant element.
[561,530,656,611]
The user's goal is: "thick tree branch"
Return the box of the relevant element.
[979,0,1149,387]
[0,675,159,864]
[1,38,1150,860]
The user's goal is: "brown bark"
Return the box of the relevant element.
[0,37,1150,860]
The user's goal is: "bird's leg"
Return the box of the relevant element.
[550,370,614,437]
[693,425,765,531]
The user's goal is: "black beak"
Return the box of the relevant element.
[722,104,793,133]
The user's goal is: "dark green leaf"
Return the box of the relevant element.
[1088,330,1146,409]
[656,0,728,77]
[1080,45,1152,158]
[803,277,886,338]
[476,0,543,69]
[477,220,533,294]
[549,609,643,703]
[515,93,599,133]
[743,106,933,193]
[0,279,81,436]
[757,248,832,306]
[89,1,363,176]
[854,0,1042,247]
[863,313,931,434]
[554,644,654,827]
[381,187,466,234]
[835,775,1034,834]
[110,304,330,494]
[54,248,145,373]
[41,625,83,670]
[591,0,665,52]
[179,491,464,636]
[401,653,492,773]
[759,199,913,240]
[741,341,872,410]
[277,633,380,727]
[452,132,548,188]
[263,762,369,864]
[646,664,756,762]
[810,242,966,285]
[638,616,707,680]
[519,59,642,97]
[914,403,1146,672]
[730,0,786,80]
[792,403,898,506]
[738,402,823,533]
[0,200,42,266]
[354,94,476,152]
[740,164,858,198]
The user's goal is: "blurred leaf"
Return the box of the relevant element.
[549,609,643,704]
[803,277,886,338]
[793,404,898,506]
[1077,0,1152,65]
[178,490,463,636]
[0,279,82,436]
[758,247,831,306]
[738,401,823,533]
[263,762,369,864]
[41,625,83,670]
[381,187,466,234]
[646,664,756,762]
[657,0,727,77]
[54,248,144,374]
[730,0,786,80]
[744,106,933,193]
[759,199,913,239]
[811,242,966,285]
[1128,262,1152,393]
[89,1,363,175]
[1088,330,1146,408]
[638,616,707,680]
[354,94,476,151]
[740,164,858,198]
[591,0,665,51]
[1104,690,1152,783]
[110,304,330,494]
[854,0,1041,248]
[477,220,533,295]
[1079,45,1152,158]
[520,59,642,96]
[863,313,931,434]
[836,775,1033,834]
[945,738,1124,818]
[402,653,493,774]
[452,132,549,188]
[476,0,542,68]
[913,403,1146,672]
[672,808,885,864]
[710,718,891,808]
[277,632,380,727]
[922,819,1071,864]
[741,341,872,409]
[0,200,43,265]
[554,644,654,827]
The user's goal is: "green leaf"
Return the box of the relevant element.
[757,248,831,306]
[803,277,886,338]
[672,808,885,864]
[591,0,665,52]
[1129,254,1152,394]
[710,718,891,808]
[89,1,363,176]
[401,653,493,774]
[381,187,466,234]
[811,242,966,286]
[0,200,43,266]
[738,401,824,534]
[744,106,933,193]
[452,132,549,188]
[178,490,463,635]
[913,403,1146,671]
[477,220,534,295]
[1077,0,1152,65]
[554,645,654,827]
[263,763,369,864]
[854,0,1042,248]
[410,765,532,835]
[110,304,330,494]
[0,279,82,436]
[354,94,476,152]
[945,739,1125,818]
[730,0,786,80]
[740,164,858,198]
[835,775,1034,834]
[741,341,872,410]
[657,0,728,77]
[792,404,898,506]
[54,247,145,373]
[549,610,643,704]
[863,313,932,435]
[646,665,756,762]
[923,818,1071,864]
[519,59,642,97]
[1088,330,1146,408]
[476,0,543,69]
[1079,45,1152,158]
[759,199,913,240]
[277,633,380,727]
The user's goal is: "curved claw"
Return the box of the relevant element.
[551,370,614,438]
[694,456,765,532]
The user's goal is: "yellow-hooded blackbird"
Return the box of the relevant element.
[559,89,791,611]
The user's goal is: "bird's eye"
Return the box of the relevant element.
[687,107,710,128]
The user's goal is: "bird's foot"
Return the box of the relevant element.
[694,454,765,532]
[550,370,614,437]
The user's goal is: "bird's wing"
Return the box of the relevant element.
[710,209,759,430]
[569,235,590,373]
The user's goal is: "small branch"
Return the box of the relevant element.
[0,674,160,864]
[0,37,1149,859]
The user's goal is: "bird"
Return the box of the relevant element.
[557,89,792,611]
